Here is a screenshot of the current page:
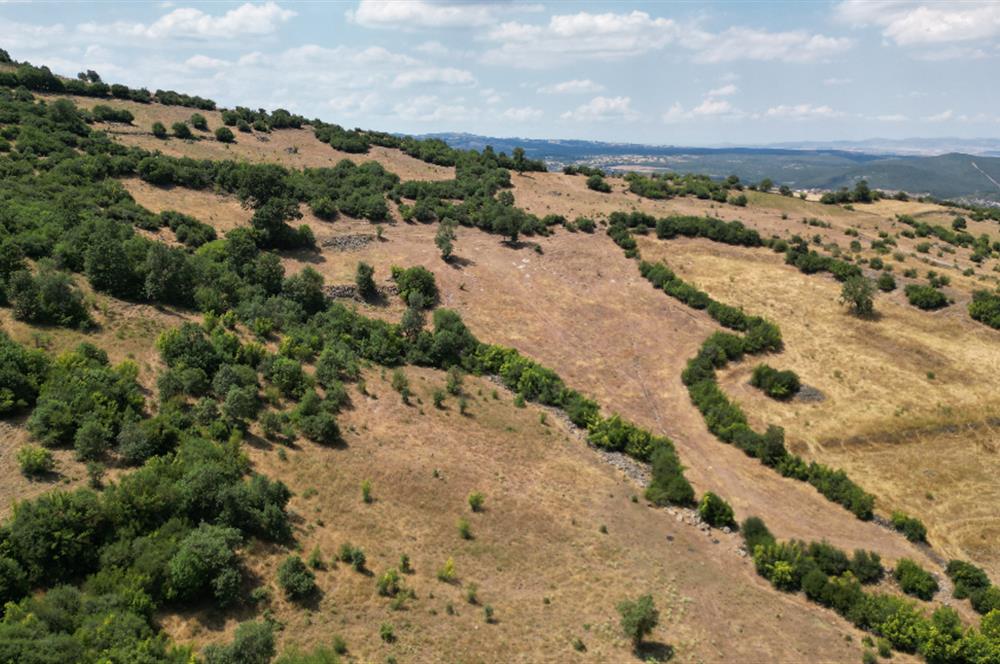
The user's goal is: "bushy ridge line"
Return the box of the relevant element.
[609,211,877,519]
[745,515,1000,663]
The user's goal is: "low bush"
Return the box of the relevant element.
[893,558,938,600]
[277,555,316,600]
[750,364,801,400]
[969,290,1000,329]
[904,284,948,310]
[16,445,53,477]
[698,492,735,528]
[890,511,927,543]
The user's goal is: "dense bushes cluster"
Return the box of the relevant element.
[784,240,862,282]
[905,284,949,310]
[890,511,928,543]
[750,364,801,399]
[562,164,604,177]
[946,560,1000,615]
[0,60,215,109]
[655,214,763,247]
[819,180,880,205]
[625,171,748,203]
[969,290,1000,329]
[747,516,1000,661]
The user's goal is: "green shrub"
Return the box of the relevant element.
[850,550,884,584]
[468,491,485,512]
[616,594,658,648]
[750,364,801,400]
[945,559,990,599]
[277,555,316,600]
[876,272,896,292]
[893,558,938,600]
[457,517,472,540]
[969,290,1000,329]
[204,620,275,664]
[215,126,235,143]
[904,284,948,310]
[391,265,437,306]
[167,524,244,607]
[890,511,927,543]
[741,516,775,552]
[152,121,167,138]
[16,445,53,477]
[190,113,208,130]
[172,122,193,139]
[338,543,366,571]
[377,568,401,597]
[697,492,735,528]
[586,174,611,193]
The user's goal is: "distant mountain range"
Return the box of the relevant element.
[421,133,1000,203]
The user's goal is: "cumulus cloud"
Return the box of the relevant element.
[328,92,381,117]
[501,106,544,121]
[561,96,638,122]
[706,83,738,97]
[79,2,296,41]
[481,10,852,67]
[184,54,229,69]
[661,97,743,123]
[687,27,853,63]
[483,11,682,67]
[349,0,541,29]
[924,109,954,122]
[393,94,473,122]
[835,1,1000,46]
[765,104,844,119]
[538,79,605,94]
[391,66,476,88]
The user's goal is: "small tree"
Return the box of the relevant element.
[840,275,875,316]
[697,492,735,528]
[468,492,485,512]
[152,121,167,139]
[190,113,208,130]
[17,445,54,477]
[172,122,193,139]
[215,126,235,143]
[277,555,316,600]
[355,262,376,300]
[435,220,457,261]
[617,594,659,649]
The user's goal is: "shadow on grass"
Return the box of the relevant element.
[635,642,674,662]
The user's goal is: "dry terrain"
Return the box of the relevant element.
[4,92,996,661]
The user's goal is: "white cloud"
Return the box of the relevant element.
[661,97,743,123]
[501,106,544,122]
[391,66,476,88]
[349,0,541,29]
[483,11,681,68]
[924,109,954,122]
[706,83,738,97]
[480,88,503,104]
[393,94,473,122]
[415,40,449,56]
[835,1,1000,46]
[184,54,229,69]
[329,92,381,117]
[481,10,851,67]
[913,46,989,61]
[0,20,66,49]
[538,79,606,94]
[874,113,908,122]
[688,27,853,63]
[823,77,853,86]
[765,104,844,119]
[561,96,639,122]
[79,2,295,41]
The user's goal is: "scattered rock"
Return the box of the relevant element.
[796,385,825,402]
[321,234,375,251]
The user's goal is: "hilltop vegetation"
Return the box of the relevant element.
[1,52,999,663]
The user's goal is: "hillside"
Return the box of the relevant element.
[428,132,1000,202]
[0,58,999,664]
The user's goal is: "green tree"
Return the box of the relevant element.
[277,555,316,600]
[152,121,167,139]
[617,594,659,649]
[435,220,457,261]
[172,122,193,139]
[190,113,208,130]
[840,275,875,316]
[215,126,235,143]
[355,262,376,300]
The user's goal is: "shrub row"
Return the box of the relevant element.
[747,516,1000,662]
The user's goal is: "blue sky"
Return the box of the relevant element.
[2,0,999,144]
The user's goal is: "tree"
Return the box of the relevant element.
[204,621,275,664]
[617,594,659,649]
[172,122,193,139]
[17,445,54,477]
[697,492,735,528]
[215,126,235,143]
[190,113,208,130]
[435,220,457,261]
[277,555,316,600]
[355,262,376,300]
[151,121,168,138]
[167,524,244,606]
[840,275,875,316]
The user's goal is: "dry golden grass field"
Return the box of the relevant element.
[4,92,998,661]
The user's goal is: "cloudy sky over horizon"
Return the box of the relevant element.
[2,0,999,144]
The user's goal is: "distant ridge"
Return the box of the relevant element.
[420,132,1000,203]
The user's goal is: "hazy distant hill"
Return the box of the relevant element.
[423,132,1000,202]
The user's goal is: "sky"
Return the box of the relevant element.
[2,0,999,145]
